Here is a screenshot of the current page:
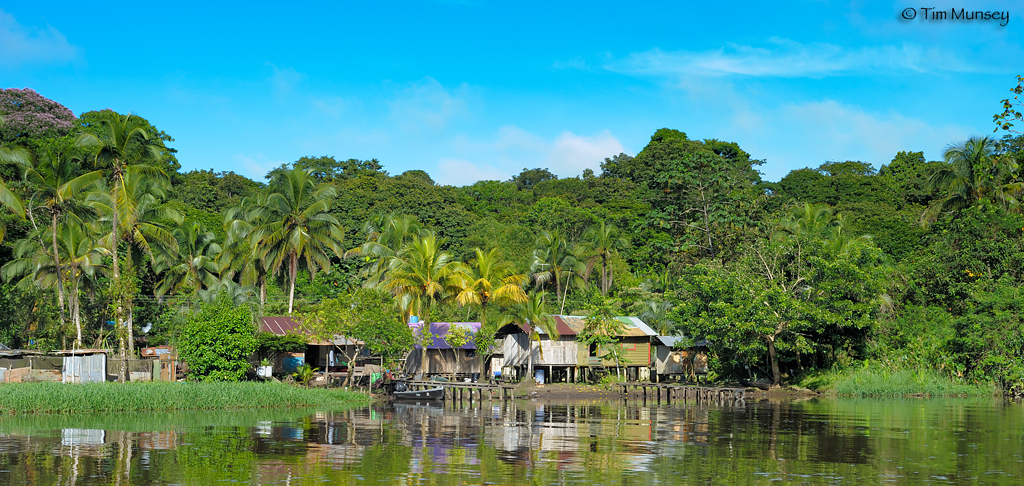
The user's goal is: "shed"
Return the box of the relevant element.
[653,336,710,381]
[259,316,371,374]
[56,349,111,384]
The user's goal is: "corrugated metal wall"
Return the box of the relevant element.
[62,354,106,384]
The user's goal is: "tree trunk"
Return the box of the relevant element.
[765,334,781,386]
[51,212,67,331]
[527,337,534,383]
[72,271,81,346]
[288,253,297,314]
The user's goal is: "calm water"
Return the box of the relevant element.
[1,397,1023,484]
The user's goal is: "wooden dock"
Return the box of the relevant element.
[405,381,517,401]
[616,382,746,405]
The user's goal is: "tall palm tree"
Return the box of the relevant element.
[155,221,222,300]
[583,221,628,296]
[55,220,109,346]
[530,230,572,300]
[77,111,168,361]
[380,232,462,324]
[21,145,103,330]
[454,247,529,329]
[220,193,270,308]
[345,213,425,287]
[250,167,345,314]
[921,136,1009,226]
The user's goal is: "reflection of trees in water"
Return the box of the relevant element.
[3,400,1024,483]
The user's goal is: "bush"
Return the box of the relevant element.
[178,295,257,381]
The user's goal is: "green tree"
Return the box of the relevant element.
[578,302,627,380]
[177,294,257,381]
[441,323,472,379]
[250,167,345,314]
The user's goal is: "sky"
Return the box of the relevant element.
[1,1,1020,184]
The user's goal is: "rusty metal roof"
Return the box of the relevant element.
[522,315,656,338]
[260,316,303,335]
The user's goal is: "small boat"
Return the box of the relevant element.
[393,386,445,401]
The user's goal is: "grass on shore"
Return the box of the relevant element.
[0,381,369,415]
[800,365,997,397]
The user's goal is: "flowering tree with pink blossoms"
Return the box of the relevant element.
[0,88,76,144]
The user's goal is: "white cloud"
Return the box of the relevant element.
[388,77,471,131]
[0,9,80,66]
[267,64,305,95]
[754,99,970,179]
[435,158,507,186]
[434,126,625,186]
[233,153,288,181]
[606,38,981,79]
[548,130,624,175]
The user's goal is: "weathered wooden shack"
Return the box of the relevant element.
[260,316,369,374]
[498,315,659,383]
[653,336,710,382]
[405,322,482,378]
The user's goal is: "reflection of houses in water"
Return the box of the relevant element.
[137,430,178,450]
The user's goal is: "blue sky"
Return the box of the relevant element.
[1,1,1019,184]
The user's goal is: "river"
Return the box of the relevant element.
[1,397,1022,484]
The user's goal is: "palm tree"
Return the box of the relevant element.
[921,136,1009,226]
[88,173,180,363]
[21,145,103,330]
[55,220,109,346]
[454,247,529,329]
[250,167,345,314]
[220,194,271,308]
[639,299,673,335]
[155,221,222,300]
[345,213,425,287]
[380,232,462,323]
[77,111,168,362]
[530,230,572,300]
[583,221,627,296]
[504,291,558,382]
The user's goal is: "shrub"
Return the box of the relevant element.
[178,295,257,381]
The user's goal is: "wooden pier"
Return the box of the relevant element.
[405,381,517,402]
[616,382,746,405]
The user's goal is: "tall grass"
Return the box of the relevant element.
[0,381,369,415]
[802,365,997,397]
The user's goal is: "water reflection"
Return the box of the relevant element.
[1,398,1023,484]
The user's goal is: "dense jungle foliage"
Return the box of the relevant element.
[2,81,1024,391]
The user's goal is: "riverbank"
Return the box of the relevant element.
[0,381,369,415]
[799,366,998,397]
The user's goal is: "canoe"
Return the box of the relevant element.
[393,386,445,401]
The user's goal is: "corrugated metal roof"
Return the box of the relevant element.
[260,316,303,335]
[410,322,480,349]
[656,335,711,347]
[522,316,656,338]
[260,316,363,346]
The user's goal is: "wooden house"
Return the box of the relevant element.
[497,315,658,383]
[259,316,370,374]
[404,322,482,378]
